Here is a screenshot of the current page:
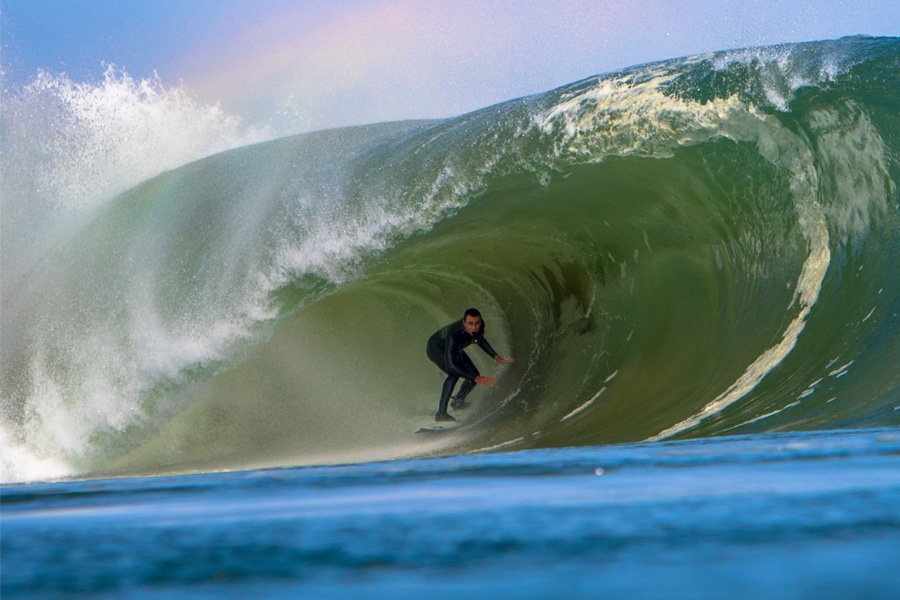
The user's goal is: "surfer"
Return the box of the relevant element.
[426,308,513,421]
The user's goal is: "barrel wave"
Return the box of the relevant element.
[2,37,898,482]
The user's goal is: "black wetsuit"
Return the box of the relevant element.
[426,319,498,414]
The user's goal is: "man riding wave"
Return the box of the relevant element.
[426,308,513,421]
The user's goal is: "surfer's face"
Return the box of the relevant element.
[463,315,482,335]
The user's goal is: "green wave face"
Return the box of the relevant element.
[4,37,899,478]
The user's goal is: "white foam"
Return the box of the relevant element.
[712,44,851,112]
[722,401,802,433]
[470,438,525,453]
[13,67,273,213]
[561,387,606,422]
[805,107,891,245]
[532,70,749,164]
[0,422,74,483]
[829,360,855,378]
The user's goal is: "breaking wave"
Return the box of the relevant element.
[2,37,898,482]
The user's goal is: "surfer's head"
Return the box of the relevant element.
[462,308,482,335]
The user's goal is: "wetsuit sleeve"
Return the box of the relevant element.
[477,336,498,359]
[476,321,498,358]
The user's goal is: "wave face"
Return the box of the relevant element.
[2,37,899,481]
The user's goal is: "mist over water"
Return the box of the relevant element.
[1,68,276,480]
[1,67,273,273]
[2,37,898,483]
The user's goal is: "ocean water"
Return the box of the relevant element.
[2,36,899,597]
[3,429,900,598]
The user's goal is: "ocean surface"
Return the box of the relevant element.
[2,36,899,597]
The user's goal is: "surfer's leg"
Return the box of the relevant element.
[436,374,459,420]
[458,378,477,399]
[450,355,478,410]
[452,379,476,410]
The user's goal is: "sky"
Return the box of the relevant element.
[2,0,899,133]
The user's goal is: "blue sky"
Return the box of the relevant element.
[2,0,899,132]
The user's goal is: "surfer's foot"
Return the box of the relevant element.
[435,410,457,422]
[450,397,470,411]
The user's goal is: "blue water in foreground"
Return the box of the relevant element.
[4,427,900,599]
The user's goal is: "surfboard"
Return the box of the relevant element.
[414,420,462,434]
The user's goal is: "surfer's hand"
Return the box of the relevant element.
[494,356,514,364]
[475,375,496,386]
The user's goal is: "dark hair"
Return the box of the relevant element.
[464,308,482,319]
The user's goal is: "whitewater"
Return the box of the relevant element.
[2,36,900,598]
